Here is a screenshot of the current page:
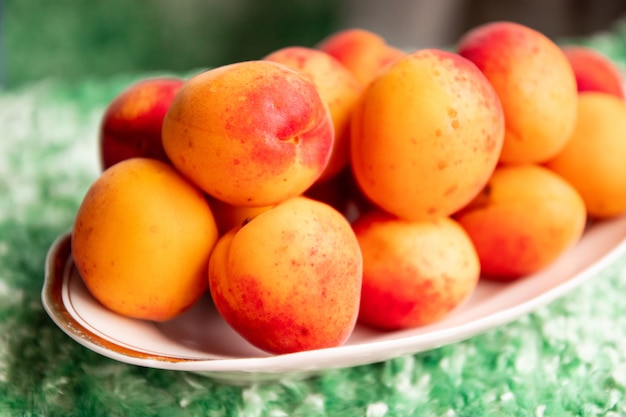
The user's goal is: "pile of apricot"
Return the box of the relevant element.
[72,21,626,354]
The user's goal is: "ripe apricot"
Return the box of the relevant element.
[72,158,219,321]
[350,48,504,221]
[316,28,405,87]
[208,196,362,354]
[562,45,625,99]
[162,61,334,207]
[352,211,480,330]
[455,164,586,281]
[545,92,626,218]
[100,77,184,169]
[264,46,363,182]
[458,21,578,164]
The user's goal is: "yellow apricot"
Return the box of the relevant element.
[71,158,219,321]
[351,48,504,221]
[546,92,626,219]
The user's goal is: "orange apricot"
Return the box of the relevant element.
[162,61,334,207]
[264,46,363,182]
[545,92,626,218]
[71,158,219,321]
[316,28,405,86]
[208,196,362,354]
[454,164,587,281]
[352,211,480,330]
[350,48,504,221]
[458,21,578,164]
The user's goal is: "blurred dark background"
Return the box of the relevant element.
[2,0,626,88]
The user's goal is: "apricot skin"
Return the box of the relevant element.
[545,93,626,219]
[458,21,578,164]
[562,46,625,99]
[100,77,184,169]
[316,28,405,86]
[71,158,219,321]
[352,211,480,330]
[208,197,363,354]
[208,196,274,236]
[162,61,334,207]
[264,46,363,182]
[350,48,504,221]
[454,164,586,281]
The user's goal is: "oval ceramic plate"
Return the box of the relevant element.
[43,214,626,385]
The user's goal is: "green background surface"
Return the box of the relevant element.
[0,0,340,88]
[2,2,626,416]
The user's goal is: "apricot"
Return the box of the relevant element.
[162,61,334,207]
[71,158,219,321]
[208,196,274,236]
[562,45,625,99]
[458,21,578,164]
[545,93,626,218]
[316,28,405,86]
[350,48,504,221]
[100,77,184,169]
[454,164,587,281]
[264,46,363,182]
[208,196,362,354]
[352,211,480,330]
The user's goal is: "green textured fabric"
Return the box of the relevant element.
[2,27,626,417]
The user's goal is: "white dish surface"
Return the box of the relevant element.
[42,214,626,384]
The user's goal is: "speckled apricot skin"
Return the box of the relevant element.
[350,48,504,221]
[454,164,587,281]
[71,158,219,321]
[352,211,480,330]
[264,46,363,182]
[100,77,184,169]
[162,61,334,207]
[208,197,363,354]
[458,21,578,164]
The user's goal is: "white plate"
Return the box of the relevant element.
[42,214,626,385]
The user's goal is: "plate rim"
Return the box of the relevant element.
[42,215,626,377]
